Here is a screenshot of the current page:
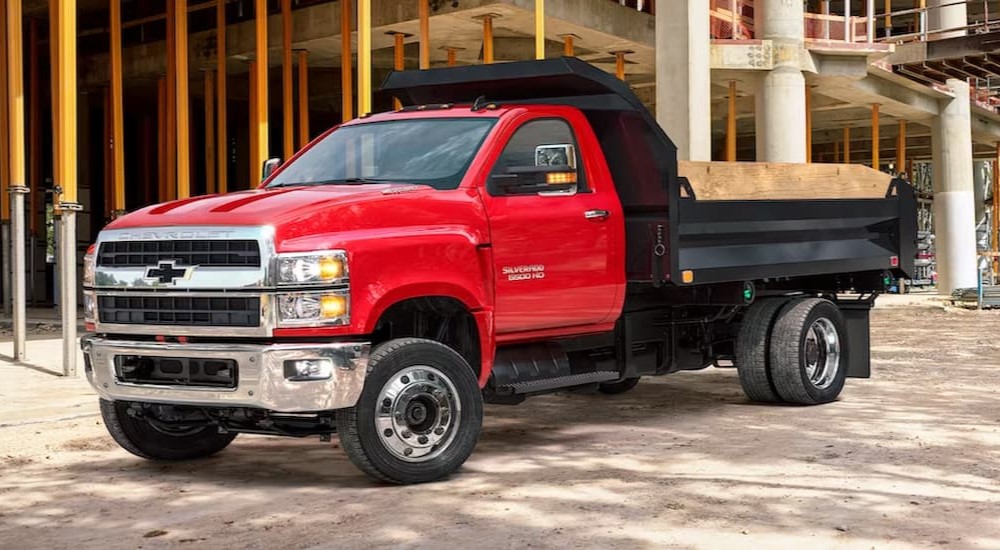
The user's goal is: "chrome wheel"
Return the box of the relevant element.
[803,317,841,390]
[374,365,461,463]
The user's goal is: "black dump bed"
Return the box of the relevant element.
[379,58,917,287]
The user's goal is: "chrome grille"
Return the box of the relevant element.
[97,240,261,268]
[98,295,261,328]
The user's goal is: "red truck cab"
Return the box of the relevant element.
[82,59,915,484]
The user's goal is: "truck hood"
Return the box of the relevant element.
[105,184,486,246]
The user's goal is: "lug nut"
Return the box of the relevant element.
[427,373,435,381]
[418,436,428,444]
[382,398,392,407]
[404,447,413,456]
[401,375,410,384]
[402,430,412,439]
[383,429,393,437]
[434,427,445,435]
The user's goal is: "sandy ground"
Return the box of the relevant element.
[1,298,999,549]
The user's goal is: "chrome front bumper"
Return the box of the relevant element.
[81,336,370,413]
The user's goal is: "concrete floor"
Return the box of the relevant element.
[1,297,998,549]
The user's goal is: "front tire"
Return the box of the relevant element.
[337,338,483,484]
[769,298,849,405]
[100,399,237,460]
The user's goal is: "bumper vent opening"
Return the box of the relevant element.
[115,355,238,388]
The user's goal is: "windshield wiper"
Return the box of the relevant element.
[271,177,389,188]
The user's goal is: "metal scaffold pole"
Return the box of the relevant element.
[10,186,28,361]
[55,0,79,377]
[7,0,28,361]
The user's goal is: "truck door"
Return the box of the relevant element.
[482,116,620,334]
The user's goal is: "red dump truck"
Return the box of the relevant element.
[82,58,916,484]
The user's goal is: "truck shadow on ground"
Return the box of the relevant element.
[2,309,1000,548]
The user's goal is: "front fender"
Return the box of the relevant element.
[275,227,496,383]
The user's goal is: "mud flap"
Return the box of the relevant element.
[839,300,872,378]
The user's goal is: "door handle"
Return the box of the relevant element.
[584,209,610,220]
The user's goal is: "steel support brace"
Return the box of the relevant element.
[9,186,28,361]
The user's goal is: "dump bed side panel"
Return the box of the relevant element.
[670,182,918,285]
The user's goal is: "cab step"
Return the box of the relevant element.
[500,371,620,394]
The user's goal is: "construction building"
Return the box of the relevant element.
[0,0,998,367]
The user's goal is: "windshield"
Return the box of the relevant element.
[268,118,496,190]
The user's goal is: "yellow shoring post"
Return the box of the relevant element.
[843,126,851,164]
[29,18,39,236]
[897,119,906,174]
[249,60,259,182]
[726,81,737,162]
[393,33,405,109]
[166,1,176,200]
[204,70,216,194]
[282,0,294,160]
[535,0,545,60]
[297,50,309,148]
[871,103,880,169]
[0,3,9,222]
[358,0,371,117]
[342,0,353,121]
[175,0,191,199]
[419,0,430,69]
[806,86,813,163]
[157,78,166,201]
[217,0,228,193]
[111,0,125,213]
[483,15,494,64]
[254,0,269,174]
[562,34,574,57]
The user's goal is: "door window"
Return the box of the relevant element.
[488,119,587,195]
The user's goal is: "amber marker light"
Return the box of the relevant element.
[319,256,345,280]
[682,270,695,284]
[546,171,578,185]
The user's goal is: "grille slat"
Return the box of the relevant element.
[97,240,261,268]
[98,295,260,327]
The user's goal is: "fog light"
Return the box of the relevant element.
[284,359,334,381]
[320,295,348,318]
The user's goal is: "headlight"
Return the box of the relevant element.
[82,245,96,287]
[277,291,350,327]
[277,251,348,286]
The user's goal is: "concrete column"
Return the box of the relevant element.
[755,0,806,163]
[655,0,711,161]
[928,0,967,39]
[931,79,978,294]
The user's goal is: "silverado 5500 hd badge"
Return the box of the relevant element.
[502,264,546,281]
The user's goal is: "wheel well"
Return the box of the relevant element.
[372,297,481,377]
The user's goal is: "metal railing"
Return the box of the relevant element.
[706,0,1000,45]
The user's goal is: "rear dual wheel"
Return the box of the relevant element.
[736,297,848,405]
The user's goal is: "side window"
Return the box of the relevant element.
[488,118,588,196]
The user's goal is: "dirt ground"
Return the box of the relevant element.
[1,300,999,549]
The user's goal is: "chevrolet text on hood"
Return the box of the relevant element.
[81,58,916,485]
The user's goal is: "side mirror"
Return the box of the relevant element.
[262,157,282,180]
[489,165,578,196]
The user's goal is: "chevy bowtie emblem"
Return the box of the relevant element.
[144,260,197,285]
